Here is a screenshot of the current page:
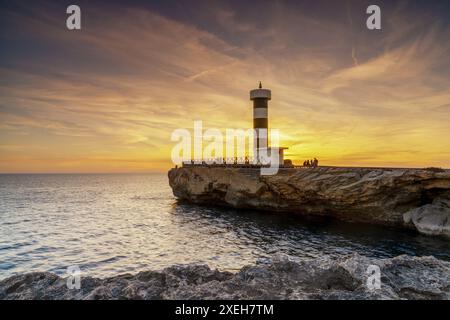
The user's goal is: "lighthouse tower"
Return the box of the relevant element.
[250,82,271,163]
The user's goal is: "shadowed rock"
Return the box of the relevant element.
[168,167,450,237]
[0,254,449,300]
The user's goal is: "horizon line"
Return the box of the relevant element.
[1,164,448,174]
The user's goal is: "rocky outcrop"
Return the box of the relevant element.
[404,198,450,236]
[1,254,449,299]
[168,167,450,237]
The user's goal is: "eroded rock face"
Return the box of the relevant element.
[1,254,449,300]
[404,199,450,237]
[168,167,450,237]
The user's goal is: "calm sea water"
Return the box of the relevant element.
[0,173,449,280]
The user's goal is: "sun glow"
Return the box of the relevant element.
[1,2,449,172]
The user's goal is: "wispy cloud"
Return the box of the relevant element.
[0,0,449,172]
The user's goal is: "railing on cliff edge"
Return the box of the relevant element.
[178,157,298,169]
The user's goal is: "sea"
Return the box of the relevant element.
[1,173,449,280]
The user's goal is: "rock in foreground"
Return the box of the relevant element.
[1,254,449,300]
[168,167,450,237]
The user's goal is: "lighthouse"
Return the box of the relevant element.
[250,82,288,166]
[250,82,271,163]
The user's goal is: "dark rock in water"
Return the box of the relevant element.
[1,254,449,299]
[168,167,450,237]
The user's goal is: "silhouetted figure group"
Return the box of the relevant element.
[303,158,319,168]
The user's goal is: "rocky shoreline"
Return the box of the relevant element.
[1,254,449,299]
[168,167,450,237]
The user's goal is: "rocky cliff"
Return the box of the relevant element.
[1,254,449,299]
[168,167,450,237]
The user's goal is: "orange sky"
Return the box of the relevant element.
[1,1,449,173]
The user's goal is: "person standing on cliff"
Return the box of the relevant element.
[314,158,319,168]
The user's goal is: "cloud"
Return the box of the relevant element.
[0,1,449,172]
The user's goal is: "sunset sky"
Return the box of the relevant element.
[1,0,449,173]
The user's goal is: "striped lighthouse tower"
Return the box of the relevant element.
[250,82,271,164]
